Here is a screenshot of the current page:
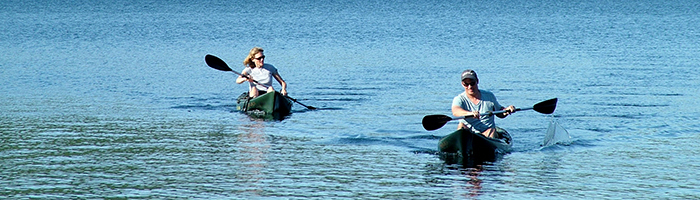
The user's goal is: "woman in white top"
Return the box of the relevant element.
[236,47,288,98]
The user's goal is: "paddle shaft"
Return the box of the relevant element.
[422,98,557,131]
[458,107,526,119]
[423,108,526,131]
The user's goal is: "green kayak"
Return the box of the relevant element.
[438,127,513,166]
[236,91,293,119]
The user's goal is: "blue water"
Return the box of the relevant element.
[2,0,700,199]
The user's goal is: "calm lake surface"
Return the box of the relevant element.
[2,0,700,199]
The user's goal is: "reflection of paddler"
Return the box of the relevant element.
[463,166,483,198]
[235,122,269,195]
[236,47,288,98]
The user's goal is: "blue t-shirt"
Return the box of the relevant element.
[452,90,504,133]
[242,64,278,91]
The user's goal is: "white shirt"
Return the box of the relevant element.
[242,64,278,91]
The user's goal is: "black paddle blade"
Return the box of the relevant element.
[422,114,454,131]
[533,98,558,114]
[205,54,232,72]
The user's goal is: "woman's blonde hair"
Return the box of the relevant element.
[243,47,264,68]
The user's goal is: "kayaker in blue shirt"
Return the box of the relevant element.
[236,47,288,98]
[452,69,516,138]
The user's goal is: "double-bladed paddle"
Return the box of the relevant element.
[422,98,558,131]
[205,54,317,110]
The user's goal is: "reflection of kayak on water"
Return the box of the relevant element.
[438,127,513,166]
[236,91,293,119]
